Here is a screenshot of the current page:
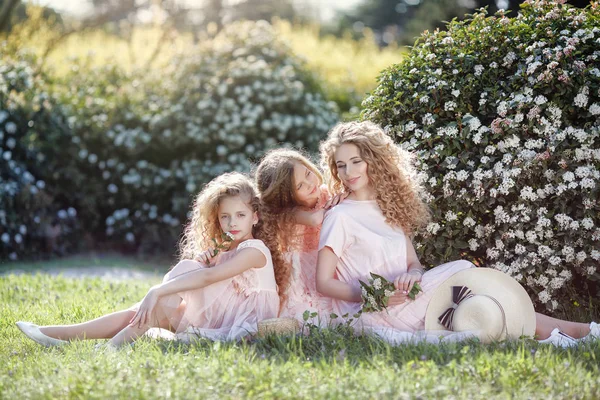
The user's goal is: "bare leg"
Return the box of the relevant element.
[39,310,136,341]
[109,300,186,346]
[535,312,590,339]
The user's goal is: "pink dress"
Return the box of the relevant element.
[318,199,477,344]
[279,185,333,325]
[155,239,279,341]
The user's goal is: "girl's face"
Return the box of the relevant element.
[217,195,258,244]
[334,143,370,194]
[293,161,320,207]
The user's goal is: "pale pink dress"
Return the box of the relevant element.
[153,239,279,342]
[318,199,478,344]
[279,185,333,325]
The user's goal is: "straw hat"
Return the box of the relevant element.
[257,317,300,337]
[425,268,536,343]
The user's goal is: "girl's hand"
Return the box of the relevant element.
[324,192,350,210]
[394,271,422,295]
[387,290,408,307]
[197,248,216,266]
[129,287,160,328]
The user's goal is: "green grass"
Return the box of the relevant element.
[1,271,600,399]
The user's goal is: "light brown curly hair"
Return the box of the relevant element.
[320,121,430,234]
[178,172,287,296]
[254,148,324,297]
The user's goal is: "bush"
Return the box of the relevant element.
[0,49,80,260]
[51,20,339,255]
[363,0,600,310]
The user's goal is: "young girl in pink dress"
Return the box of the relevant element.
[255,149,345,325]
[17,172,284,346]
[316,121,598,346]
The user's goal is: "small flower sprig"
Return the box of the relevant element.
[359,273,423,313]
[211,232,235,256]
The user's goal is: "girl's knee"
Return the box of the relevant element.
[164,259,202,281]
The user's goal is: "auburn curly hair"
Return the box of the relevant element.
[254,148,324,298]
[178,172,287,296]
[320,121,430,234]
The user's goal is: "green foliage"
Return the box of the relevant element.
[1,273,600,398]
[1,20,340,259]
[363,0,600,311]
[0,48,81,260]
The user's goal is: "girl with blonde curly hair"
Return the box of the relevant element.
[317,121,479,343]
[255,148,346,325]
[17,172,283,347]
[317,121,599,346]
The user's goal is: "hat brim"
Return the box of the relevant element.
[424,268,536,341]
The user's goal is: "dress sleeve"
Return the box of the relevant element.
[236,239,272,269]
[318,209,349,258]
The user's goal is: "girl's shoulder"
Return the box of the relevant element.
[236,239,272,257]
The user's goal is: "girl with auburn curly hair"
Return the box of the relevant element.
[255,149,346,324]
[17,172,283,347]
[317,121,598,346]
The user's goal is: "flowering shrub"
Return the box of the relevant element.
[363,0,600,310]
[0,49,81,260]
[50,20,339,255]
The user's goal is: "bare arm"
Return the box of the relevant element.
[405,238,425,276]
[316,246,362,302]
[293,208,325,227]
[393,238,424,294]
[154,248,266,298]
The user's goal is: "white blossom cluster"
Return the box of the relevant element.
[366,1,600,310]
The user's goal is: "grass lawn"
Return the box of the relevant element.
[1,259,599,399]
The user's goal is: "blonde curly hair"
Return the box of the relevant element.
[254,148,324,296]
[320,121,430,234]
[178,172,288,296]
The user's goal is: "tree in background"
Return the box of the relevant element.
[335,0,591,46]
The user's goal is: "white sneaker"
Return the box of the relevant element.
[579,321,600,342]
[16,321,67,347]
[537,328,577,348]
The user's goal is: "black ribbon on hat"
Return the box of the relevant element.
[438,286,475,330]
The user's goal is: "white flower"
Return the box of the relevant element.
[587,266,597,275]
[384,289,394,297]
[562,172,575,182]
[463,217,475,227]
[474,65,484,76]
[444,101,457,111]
[426,222,441,235]
[1,233,9,243]
[452,89,460,97]
[125,232,135,242]
[581,218,594,230]
[468,238,478,251]
[589,103,600,115]
[548,256,561,266]
[373,278,382,290]
[422,113,435,126]
[538,290,550,303]
[5,122,17,134]
[445,211,457,221]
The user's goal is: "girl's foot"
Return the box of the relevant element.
[537,328,577,348]
[578,322,600,342]
[16,321,67,347]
